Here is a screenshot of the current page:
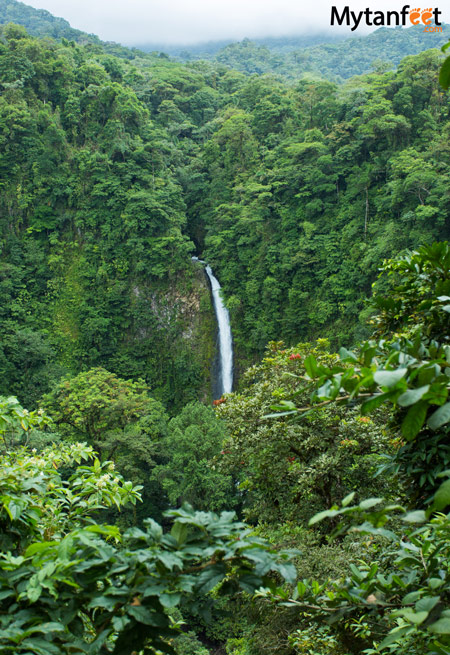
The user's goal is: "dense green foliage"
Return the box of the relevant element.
[215,340,391,524]
[440,41,450,89]
[41,368,170,520]
[261,242,450,654]
[0,23,219,410]
[0,20,449,401]
[197,50,450,361]
[151,401,237,511]
[40,370,239,523]
[0,10,450,655]
[0,438,295,654]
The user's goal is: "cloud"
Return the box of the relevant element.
[23,0,448,45]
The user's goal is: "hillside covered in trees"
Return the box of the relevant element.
[1,19,449,393]
[1,0,450,79]
[190,25,450,80]
[0,6,450,655]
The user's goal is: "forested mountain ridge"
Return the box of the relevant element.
[209,25,450,80]
[0,0,89,41]
[138,32,347,60]
[0,0,163,60]
[2,0,450,81]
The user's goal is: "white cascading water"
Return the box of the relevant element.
[192,257,233,396]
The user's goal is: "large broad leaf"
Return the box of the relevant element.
[308,508,339,526]
[339,347,358,362]
[170,521,188,546]
[19,639,62,655]
[416,596,440,613]
[361,391,395,414]
[432,479,450,512]
[359,498,383,510]
[401,402,428,440]
[159,593,181,608]
[439,56,450,90]
[397,385,430,407]
[430,617,450,634]
[127,605,168,627]
[374,369,407,387]
[402,510,427,523]
[428,402,450,430]
[303,354,318,378]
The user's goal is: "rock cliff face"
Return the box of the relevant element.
[132,262,216,409]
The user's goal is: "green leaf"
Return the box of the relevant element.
[296,581,307,597]
[159,593,181,608]
[342,492,356,507]
[432,479,450,511]
[374,369,407,387]
[416,596,440,613]
[402,510,427,523]
[316,379,332,399]
[308,508,339,526]
[439,56,450,90]
[274,560,297,584]
[401,610,429,625]
[359,498,383,510]
[339,347,358,362]
[25,541,57,557]
[86,525,121,539]
[264,410,298,419]
[171,521,188,546]
[128,606,167,627]
[303,355,318,378]
[0,590,14,600]
[361,391,395,414]
[401,402,428,440]
[428,402,450,430]
[20,639,61,655]
[430,617,450,634]
[403,591,422,604]
[156,552,183,571]
[397,385,430,407]
[27,583,43,603]
[88,595,119,611]
[378,626,411,649]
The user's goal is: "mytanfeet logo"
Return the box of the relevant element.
[331,5,443,32]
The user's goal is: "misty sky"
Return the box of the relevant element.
[23,0,448,45]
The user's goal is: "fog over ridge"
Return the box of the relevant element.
[21,0,441,45]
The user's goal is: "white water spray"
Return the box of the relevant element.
[192,257,233,396]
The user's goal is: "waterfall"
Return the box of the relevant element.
[192,257,233,397]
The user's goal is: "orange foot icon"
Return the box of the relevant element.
[421,8,433,24]
[409,7,421,24]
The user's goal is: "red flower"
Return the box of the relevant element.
[289,353,302,360]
